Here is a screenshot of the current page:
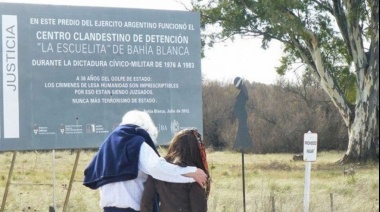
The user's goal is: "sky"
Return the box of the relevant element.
[1,0,289,85]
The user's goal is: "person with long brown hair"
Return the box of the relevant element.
[83,111,208,212]
[141,128,211,212]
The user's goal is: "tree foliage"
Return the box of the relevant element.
[194,0,379,163]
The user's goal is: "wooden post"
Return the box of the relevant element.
[62,150,81,212]
[330,193,334,212]
[1,152,17,212]
[271,192,275,212]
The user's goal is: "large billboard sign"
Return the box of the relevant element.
[0,3,202,151]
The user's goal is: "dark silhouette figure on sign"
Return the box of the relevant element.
[233,77,253,150]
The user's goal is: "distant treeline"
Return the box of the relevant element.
[202,79,347,153]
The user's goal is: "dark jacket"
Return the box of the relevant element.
[83,124,159,189]
[141,169,207,212]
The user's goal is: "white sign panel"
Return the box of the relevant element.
[2,15,20,138]
[303,131,318,162]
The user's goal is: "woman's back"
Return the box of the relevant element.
[140,128,210,212]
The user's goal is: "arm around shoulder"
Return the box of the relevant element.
[139,142,196,183]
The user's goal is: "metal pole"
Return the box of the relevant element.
[241,148,246,212]
[1,152,17,212]
[62,150,81,212]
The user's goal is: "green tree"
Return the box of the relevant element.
[193,0,379,163]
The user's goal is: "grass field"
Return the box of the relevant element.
[0,150,378,212]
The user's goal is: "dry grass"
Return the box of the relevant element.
[0,150,378,212]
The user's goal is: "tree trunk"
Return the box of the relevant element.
[341,0,379,162]
[307,28,379,163]
[342,99,379,163]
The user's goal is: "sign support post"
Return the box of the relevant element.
[52,150,57,211]
[303,131,318,212]
[304,161,311,212]
[0,152,17,212]
[62,150,81,212]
